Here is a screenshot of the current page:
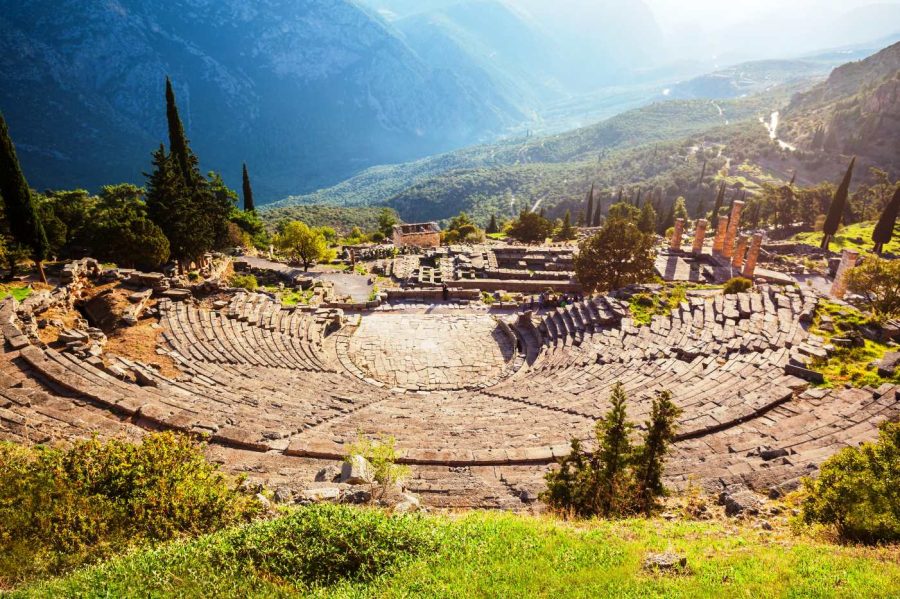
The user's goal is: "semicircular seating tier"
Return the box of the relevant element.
[1,281,897,508]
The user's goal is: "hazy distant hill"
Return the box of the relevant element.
[0,0,522,201]
[782,41,900,171]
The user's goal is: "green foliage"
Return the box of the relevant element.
[554,210,576,241]
[442,212,484,244]
[506,210,554,244]
[230,273,258,292]
[275,221,331,271]
[345,434,410,500]
[628,286,686,326]
[486,214,499,234]
[542,383,680,518]
[575,219,656,293]
[846,255,900,319]
[801,421,900,544]
[241,163,255,212]
[637,202,657,234]
[821,157,855,250]
[261,205,399,236]
[0,283,32,302]
[872,185,899,254]
[15,509,900,597]
[793,221,900,255]
[723,277,753,295]
[808,301,899,388]
[607,202,640,224]
[0,113,49,265]
[0,434,261,587]
[376,208,398,239]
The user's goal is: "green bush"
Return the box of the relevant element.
[801,421,900,543]
[0,433,262,586]
[723,277,753,295]
[227,504,438,587]
[230,273,258,291]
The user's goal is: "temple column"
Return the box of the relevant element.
[732,235,749,270]
[722,200,745,259]
[692,219,708,255]
[712,215,729,255]
[830,249,860,300]
[670,218,685,251]
[742,233,764,279]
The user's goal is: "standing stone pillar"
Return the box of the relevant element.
[722,201,745,259]
[670,218,685,251]
[732,235,749,270]
[692,219,708,255]
[830,249,860,300]
[742,233,764,279]
[712,216,729,255]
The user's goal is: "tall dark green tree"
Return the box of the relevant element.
[242,163,255,212]
[597,382,634,514]
[821,157,856,251]
[872,185,900,255]
[0,113,49,282]
[633,390,682,512]
[584,184,595,228]
[592,195,604,227]
[165,78,195,187]
[486,214,499,235]
[711,183,726,220]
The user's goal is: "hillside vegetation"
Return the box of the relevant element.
[15,505,900,598]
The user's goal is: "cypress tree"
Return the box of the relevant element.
[487,214,499,235]
[872,185,900,255]
[711,183,725,219]
[697,160,707,189]
[821,157,855,251]
[634,188,642,208]
[165,77,195,187]
[789,170,797,186]
[616,187,623,204]
[592,195,604,227]
[242,163,255,212]
[633,390,681,513]
[0,113,49,282]
[585,184,595,228]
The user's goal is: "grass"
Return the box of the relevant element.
[629,285,687,326]
[13,507,900,598]
[0,284,33,302]
[265,287,313,307]
[808,300,900,388]
[792,222,900,255]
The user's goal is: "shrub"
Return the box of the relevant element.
[226,504,438,587]
[801,421,900,543]
[345,434,410,500]
[0,433,262,586]
[723,277,753,295]
[230,273,258,291]
[846,256,900,319]
[541,383,681,518]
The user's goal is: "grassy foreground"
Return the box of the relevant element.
[11,505,900,598]
[792,222,900,255]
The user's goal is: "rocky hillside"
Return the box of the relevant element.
[0,0,521,201]
[782,41,900,171]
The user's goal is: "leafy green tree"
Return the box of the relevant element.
[821,157,855,251]
[377,208,399,239]
[575,218,656,293]
[242,163,255,212]
[276,221,329,271]
[0,113,49,281]
[872,185,899,255]
[444,212,484,244]
[506,210,554,244]
[846,256,900,319]
[672,196,689,224]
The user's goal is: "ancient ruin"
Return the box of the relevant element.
[1,254,896,510]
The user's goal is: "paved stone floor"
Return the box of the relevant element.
[347,313,515,390]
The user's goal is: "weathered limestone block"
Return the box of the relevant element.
[340,455,374,484]
[830,249,860,299]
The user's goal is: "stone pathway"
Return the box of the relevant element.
[347,314,515,390]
